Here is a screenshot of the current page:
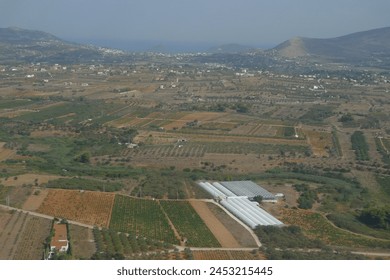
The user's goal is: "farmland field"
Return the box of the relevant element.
[2,41,390,261]
[189,200,240,248]
[351,131,370,161]
[93,227,174,258]
[0,210,29,259]
[36,189,115,227]
[69,224,96,259]
[303,129,333,157]
[160,200,221,247]
[279,208,390,249]
[192,250,265,260]
[124,141,309,159]
[12,215,52,260]
[109,195,178,244]
[375,138,390,164]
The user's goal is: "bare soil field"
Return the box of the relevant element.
[22,188,49,211]
[258,182,299,208]
[69,224,96,259]
[206,202,258,248]
[192,250,265,260]
[0,185,32,208]
[0,208,12,231]
[37,189,115,227]
[0,210,29,259]
[1,174,62,188]
[12,215,52,260]
[189,200,240,248]
[303,129,333,157]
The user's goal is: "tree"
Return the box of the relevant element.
[359,207,390,229]
[75,152,90,163]
[338,113,354,123]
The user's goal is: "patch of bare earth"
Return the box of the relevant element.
[2,174,62,188]
[189,200,240,248]
[69,224,96,259]
[192,250,265,260]
[22,188,49,211]
[206,202,258,248]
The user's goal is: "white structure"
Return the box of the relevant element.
[220,181,277,202]
[198,181,283,229]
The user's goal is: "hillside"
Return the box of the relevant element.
[274,26,390,66]
[0,27,130,64]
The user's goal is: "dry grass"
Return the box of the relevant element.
[303,129,333,157]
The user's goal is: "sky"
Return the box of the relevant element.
[1,0,390,51]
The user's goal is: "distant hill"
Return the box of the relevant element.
[273,27,390,65]
[0,27,60,44]
[0,27,130,64]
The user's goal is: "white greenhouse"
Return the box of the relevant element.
[197,181,283,229]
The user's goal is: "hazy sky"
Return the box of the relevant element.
[1,0,389,49]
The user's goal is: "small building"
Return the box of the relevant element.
[50,223,69,253]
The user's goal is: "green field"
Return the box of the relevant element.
[283,210,390,249]
[44,177,123,192]
[160,200,221,247]
[109,195,178,244]
[351,131,370,161]
[93,227,174,258]
[0,99,33,109]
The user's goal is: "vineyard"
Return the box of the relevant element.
[93,227,174,258]
[109,195,178,244]
[0,210,29,259]
[36,189,115,227]
[12,216,52,260]
[351,131,370,161]
[160,200,221,248]
[122,143,206,158]
[123,141,309,158]
[229,123,278,137]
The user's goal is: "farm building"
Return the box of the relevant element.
[198,181,283,229]
[50,223,69,253]
[220,181,277,202]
